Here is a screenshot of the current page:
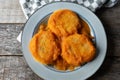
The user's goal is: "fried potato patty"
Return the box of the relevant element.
[29,30,60,64]
[48,9,81,37]
[61,34,96,66]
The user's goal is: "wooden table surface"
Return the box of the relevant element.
[0,0,120,80]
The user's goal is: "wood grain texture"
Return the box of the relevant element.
[0,56,43,80]
[0,24,23,55]
[88,56,120,80]
[0,0,26,23]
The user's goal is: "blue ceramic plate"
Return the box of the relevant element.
[22,2,107,80]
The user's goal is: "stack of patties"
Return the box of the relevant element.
[29,9,96,71]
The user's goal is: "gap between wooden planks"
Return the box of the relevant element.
[0,0,26,23]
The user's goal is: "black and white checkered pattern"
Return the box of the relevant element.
[20,0,46,18]
[77,0,106,11]
[19,0,118,19]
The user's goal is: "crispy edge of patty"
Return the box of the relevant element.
[48,9,81,37]
[61,34,96,66]
[29,30,60,65]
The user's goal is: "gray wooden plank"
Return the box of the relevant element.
[0,24,23,55]
[0,0,26,23]
[0,56,43,80]
[88,56,120,80]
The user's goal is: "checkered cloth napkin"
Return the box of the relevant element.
[19,0,118,19]
[17,0,118,42]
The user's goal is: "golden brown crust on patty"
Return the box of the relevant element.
[61,34,96,66]
[48,9,81,38]
[29,30,60,65]
[54,56,75,71]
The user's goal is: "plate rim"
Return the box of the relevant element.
[22,2,107,80]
